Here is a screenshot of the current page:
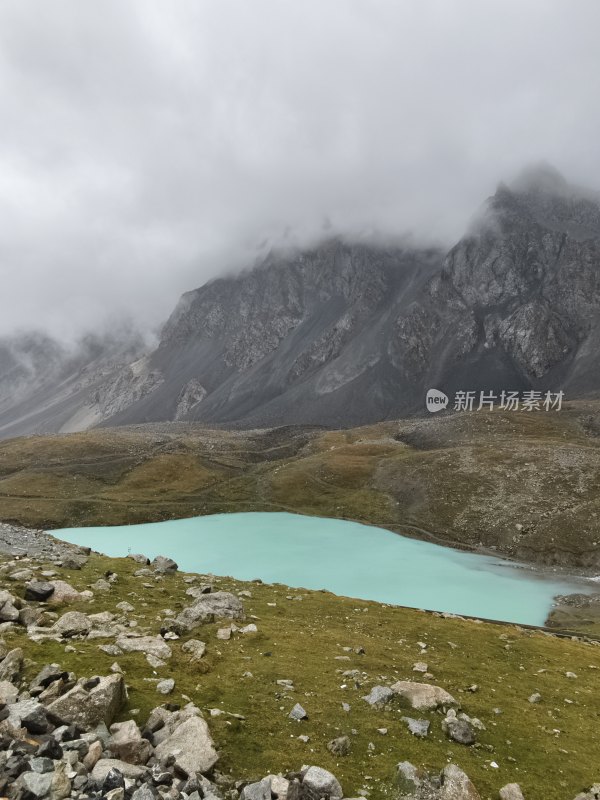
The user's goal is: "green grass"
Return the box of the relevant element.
[2,552,600,799]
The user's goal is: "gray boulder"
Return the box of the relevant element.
[24,580,56,601]
[47,580,85,605]
[0,589,20,622]
[128,553,150,564]
[0,647,23,682]
[499,785,525,800]
[442,711,476,745]
[440,764,480,799]
[115,635,172,660]
[391,680,458,711]
[289,703,308,721]
[362,685,395,707]
[8,698,48,733]
[181,639,207,661]
[47,674,126,728]
[60,553,88,570]
[157,678,175,695]
[109,719,153,765]
[401,716,430,738]
[154,714,219,776]
[0,679,18,703]
[396,761,423,796]
[152,555,178,573]
[52,610,92,638]
[327,735,351,756]
[50,760,72,800]
[171,591,245,633]
[302,767,343,799]
[17,771,53,799]
[241,777,272,800]
[91,759,148,783]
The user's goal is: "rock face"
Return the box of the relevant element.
[4,165,600,435]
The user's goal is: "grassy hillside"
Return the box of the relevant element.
[2,402,600,569]
[2,550,599,800]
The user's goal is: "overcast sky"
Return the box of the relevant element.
[0,1,599,341]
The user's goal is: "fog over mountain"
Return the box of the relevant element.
[2,163,600,437]
[0,1,599,341]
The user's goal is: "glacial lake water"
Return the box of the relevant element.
[55,511,588,626]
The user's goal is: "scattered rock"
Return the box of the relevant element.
[47,673,126,728]
[442,710,476,745]
[47,580,86,605]
[52,611,92,638]
[391,680,458,710]
[0,589,20,622]
[302,766,343,800]
[116,635,172,660]
[109,719,153,765]
[154,713,219,776]
[17,770,53,798]
[24,580,56,601]
[171,592,245,633]
[240,623,258,634]
[128,553,150,564]
[440,764,481,799]
[396,761,422,795]
[157,678,175,695]
[91,759,147,783]
[327,735,351,756]
[92,578,112,592]
[181,639,207,661]
[0,679,19,703]
[361,685,395,707]
[241,777,272,800]
[289,703,308,721]
[60,553,88,570]
[152,555,178,573]
[402,716,430,738]
[499,784,525,800]
[0,646,23,682]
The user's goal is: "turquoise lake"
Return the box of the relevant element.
[55,511,588,626]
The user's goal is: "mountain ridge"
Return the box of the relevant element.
[2,165,600,437]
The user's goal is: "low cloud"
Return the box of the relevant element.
[0,0,599,340]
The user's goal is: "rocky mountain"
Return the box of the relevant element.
[2,164,600,436]
[0,330,146,440]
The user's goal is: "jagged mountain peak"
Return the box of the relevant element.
[2,168,600,437]
[473,164,600,242]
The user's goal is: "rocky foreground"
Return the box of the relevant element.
[0,524,599,799]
